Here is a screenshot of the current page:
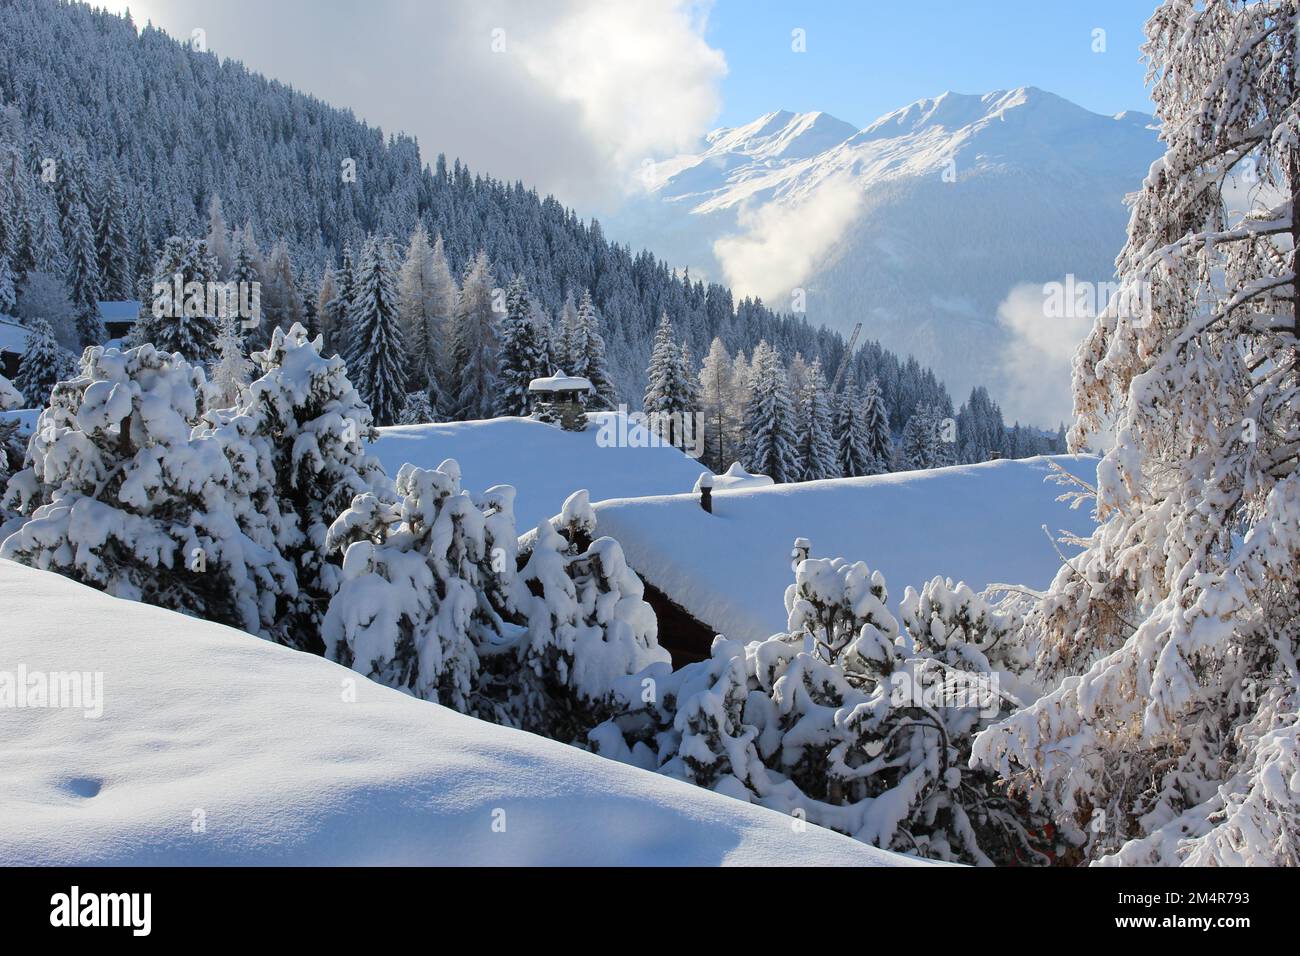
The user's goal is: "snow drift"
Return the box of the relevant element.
[0,559,917,866]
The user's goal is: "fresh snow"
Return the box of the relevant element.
[373,413,706,533]
[589,455,1098,643]
[0,558,921,866]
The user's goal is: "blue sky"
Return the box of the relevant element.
[707,0,1156,128]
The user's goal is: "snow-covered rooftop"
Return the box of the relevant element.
[590,455,1100,644]
[0,559,920,866]
[96,300,141,322]
[528,371,593,393]
[373,413,706,533]
[0,318,31,356]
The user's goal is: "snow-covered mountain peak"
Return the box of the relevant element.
[703,108,858,161]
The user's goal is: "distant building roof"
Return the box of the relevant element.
[528,371,593,393]
[97,301,141,322]
[0,318,33,356]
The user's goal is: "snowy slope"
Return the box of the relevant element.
[0,559,919,866]
[588,455,1098,644]
[373,413,707,533]
[608,88,1163,415]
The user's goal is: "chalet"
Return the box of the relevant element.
[588,456,1100,665]
[0,317,29,379]
[98,300,141,341]
[528,371,593,431]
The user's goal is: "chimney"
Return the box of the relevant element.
[698,472,713,513]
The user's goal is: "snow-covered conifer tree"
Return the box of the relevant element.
[209,312,252,408]
[698,336,736,471]
[798,358,837,480]
[1,344,293,637]
[590,546,1046,864]
[345,235,406,425]
[862,378,892,474]
[133,236,221,364]
[396,223,447,410]
[14,318,70,407]
[226,322,386,650]
[323,460,516,710]
[834,379,871,478]
[64,198,104,345]
[899,403,942,470]
[495,274,548,416]
[575,290,617,410]
[741,341,798,482]
[95,170,134,300]
[643,312,693,447]
[398,390,436,424]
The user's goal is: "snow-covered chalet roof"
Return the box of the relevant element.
[528,370,593,393]
[590,455,1101,644]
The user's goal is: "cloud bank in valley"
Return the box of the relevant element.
[712,176,865,308]
[995,282,1095,427]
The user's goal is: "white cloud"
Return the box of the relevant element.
[995,282,1094,426]
[712,176,864,306]
[100,0,726,212]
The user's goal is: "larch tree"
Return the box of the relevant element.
[974,0,1300,866]
[698,336,736,471]
[396,223,446,412]
[450,250,499,421]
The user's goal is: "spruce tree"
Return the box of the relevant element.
[345,235,406,425]
[576,290,617,410]
[133,236,221,364]
[14,318,69,407]
[495,274,547,416]
[835,379,872,477]
[95,170,133,299]
[862,377,892,474]
[65,198,104,345]
[643,312,692,447]
[797,358,837,480]
[741,341,798,482]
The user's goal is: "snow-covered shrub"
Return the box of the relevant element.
[590,545,1047,865]
[972,0,1300,866]
[501,513,669,741]
[0,343,294,636]
[0,372,23,411]
[322,460,512,711]
[397,390,436,425]
[325,474,668,739]
[209,323,387,650]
